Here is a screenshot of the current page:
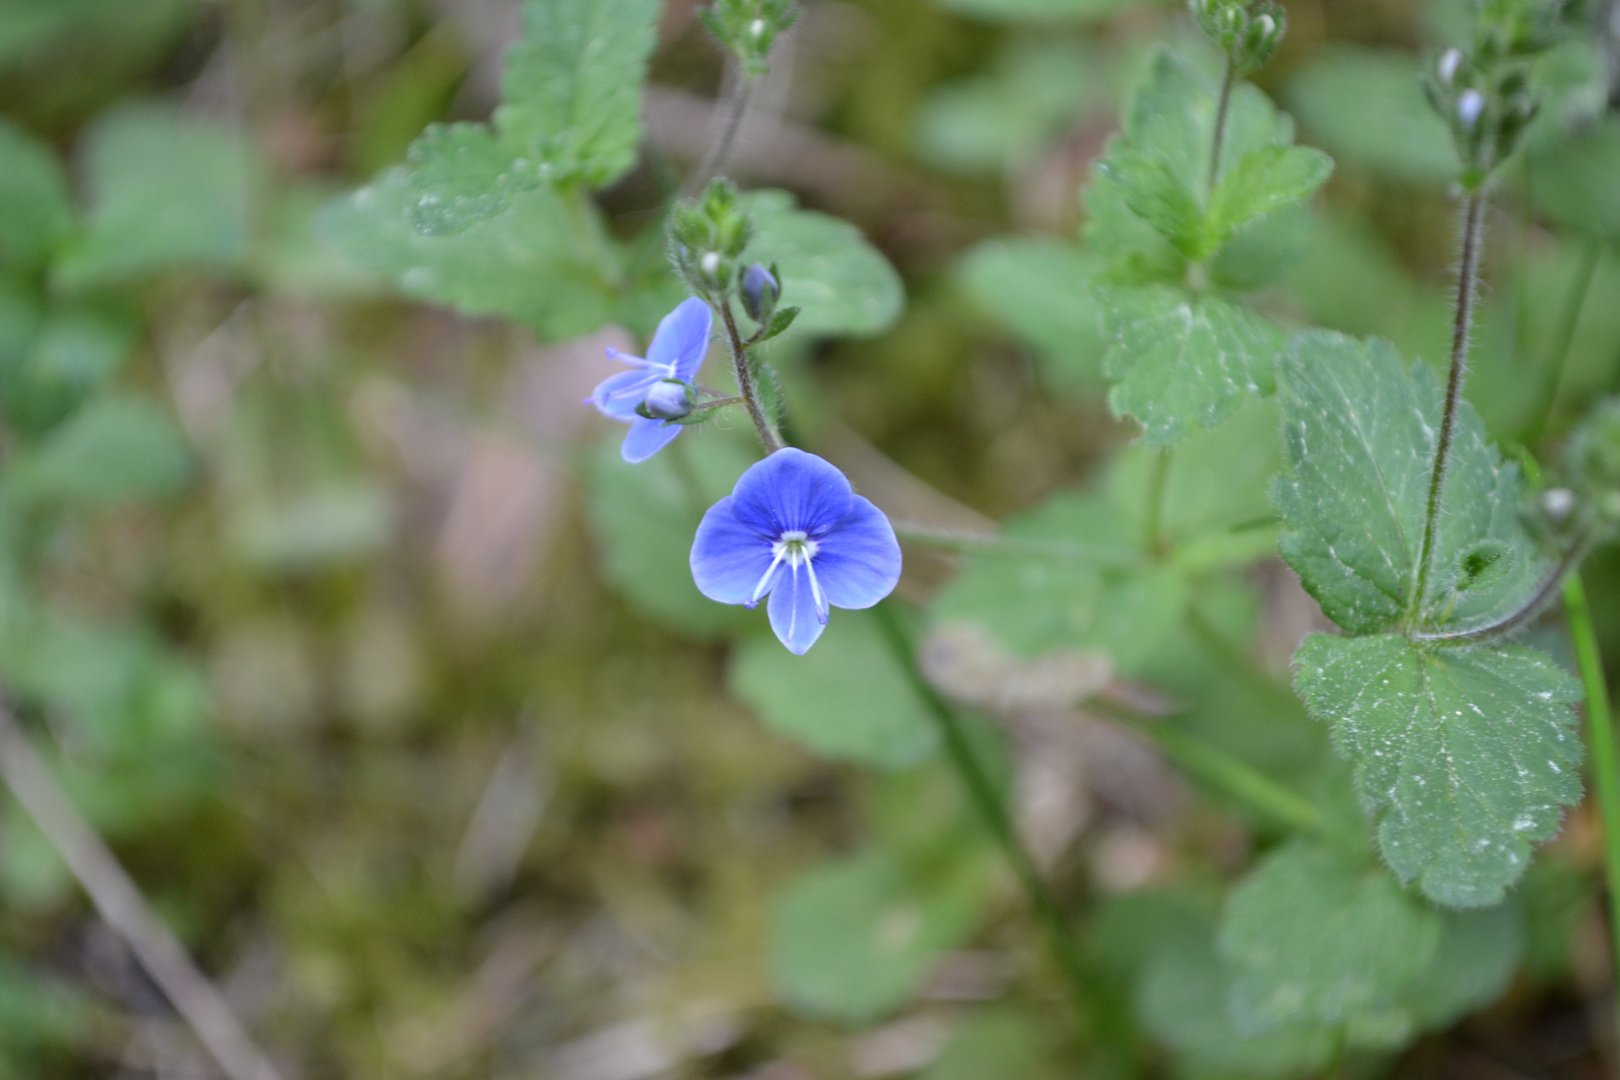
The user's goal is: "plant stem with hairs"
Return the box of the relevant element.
[717,297,783,453]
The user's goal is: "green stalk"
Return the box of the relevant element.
[872,602,1138,1075]
[1562,572,1620,1021]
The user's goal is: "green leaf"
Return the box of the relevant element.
[1207,146,1333,243]
[402,122,537,236]
[318,168,616,341]
[768,846,993,1024]
[923,1010,1051,1080]
[1098,284,1284,445]
[1217,841,1442,1033]
[957,237,1106,392]
[0,303,135,437]
[1294,633,1583,907]
[740,190,904,337]
[497,0,661,189]
[1275,332,1544,634]
[729,608,938,768]
[0,120,73,268]
[584,431,758,640]
[18,394,190,505]
[55,102,253,289]
[1286,48,1459,186]
[1400,902,1524,1030]
[1531,116,1620,240]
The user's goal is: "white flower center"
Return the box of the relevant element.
[749,530,828,622]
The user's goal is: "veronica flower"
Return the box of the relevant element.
[587,297,712,463]
[691,448,902,654]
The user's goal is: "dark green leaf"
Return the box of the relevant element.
[403,122,537,235]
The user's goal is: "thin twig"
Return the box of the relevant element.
[716,298,783,454]
[1207,58,1237,194]
[1412,189,1489,626]
[0,704,285,1080]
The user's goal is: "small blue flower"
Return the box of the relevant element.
[587,297,712,463]
[690,448,902,654]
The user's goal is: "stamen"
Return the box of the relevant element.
[749,546,787,607]
[605,347,663,371]
[803,553,829,624]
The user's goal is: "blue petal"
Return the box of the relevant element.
[768,562,829,654]
[691,496,775,604]
[814,496,902,609]
[621,416,682,463]
[591,369,660,421]
[646,298,713,381]
[730,448,854,537]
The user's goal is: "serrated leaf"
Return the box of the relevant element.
[1275,332,1545,634]
[739,190,904,337]
[1218,841,1442,1033]
[496,0,660,189]
[1294,633,1583,907]
[768,846,994,1025]
[403,122,537,235]
[0,120,73,269]
[1286,48,1459,186]
[1096,147,1206,256]
[318,168,617,341]
[957,237,1106,392]
[55,102,253,289]
[729,608,938,768]
[584,431,757,640]
[1207,146,1333,243]
[1099,284,1283,445]
[17,395,190,505]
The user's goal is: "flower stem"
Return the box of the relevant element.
[717,298,784,454]
[871,602,1139,1075]
[1561,571,1620,1031]
[1412,188,1488,627]
[1524,237,1602,445]
[689,65,753,195]
[1207,57,1237,195]
[1144,449,1173,557]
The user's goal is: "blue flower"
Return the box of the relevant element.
[587,297,712,463]
[691,448,902,654]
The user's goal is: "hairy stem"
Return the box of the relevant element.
[0,704,285,1080]
[689,66,753,195]
[1412,189,1488,626]
[1089,696,1321,833]
[1525,237,1602,445]
[717,298,783,454]
[1207,58,1237,194]
[872,602,1139,1075]
[1562,572,1620,1030]
[1413,533,1592,645]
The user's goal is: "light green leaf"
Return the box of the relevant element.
[1531,117,1620,240]
[0,120,72,268]
[1207,146,1333,243]
[1275,332,1544,634]
[318,168,616,341]
[584,431,758,641]
[18,395,190,504]
[0,303,135,437]
[729,608,938,768]
[956,237,1106,391]
[1400,902,1524,1030]
[1098,284,1284,445]
[930,0,1148,21]
[1294,633,1583,907]
[740,190,904,337]
[1286,48,1459,185]
[923,1010,1051,1080]
[1218,841,1442,1033]
[55,102,253,289]
[768,846,994,1024]
[497,0,661,189]
[402,122,538,236]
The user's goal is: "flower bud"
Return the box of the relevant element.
[1540,487,1577,525]
[741,263,780,322]
[643,381,694,421]
[1438,48,1463,85]
[1457,89,1486,128]
[701,250,723,282]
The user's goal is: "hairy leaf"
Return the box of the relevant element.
[1294,633,1583,907]
[1099,284,1283,445]
[740,190,904,337]
[1207,146,1334,243]
[1276,331,1544,634]
[1218,841,1442,1032]
[497,0,661,189]
[403,122,537,236]
[957,237,1106,391]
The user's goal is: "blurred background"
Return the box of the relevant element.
[1,0,1619,1076]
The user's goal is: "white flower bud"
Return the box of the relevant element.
[749,18,766,40]
[1457,89,1486,129]
[700,250,722,281]
[1540,487,1577,524]
[1438,48,1462,85]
